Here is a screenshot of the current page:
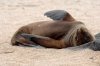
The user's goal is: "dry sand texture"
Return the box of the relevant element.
[0,0,100,66]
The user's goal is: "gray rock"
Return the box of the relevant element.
[89,39,100,51]
[95,33,100,39]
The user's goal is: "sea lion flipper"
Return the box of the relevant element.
[44,10,75,21]
[21,33,66,48]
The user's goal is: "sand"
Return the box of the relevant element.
[0,0,100,66]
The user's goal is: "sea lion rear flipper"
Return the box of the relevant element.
[44,10,75,21]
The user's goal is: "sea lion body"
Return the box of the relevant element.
[11,10,95,48]
[11,21,94,48]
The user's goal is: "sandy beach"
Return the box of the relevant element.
[0,0,100,66]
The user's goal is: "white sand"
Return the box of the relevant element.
[0,0,100,66]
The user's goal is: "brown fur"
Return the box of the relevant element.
[63,12,75,21]
[11,11,95,48]
[11,21,94,48]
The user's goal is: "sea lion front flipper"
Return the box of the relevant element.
[21,33,66,49]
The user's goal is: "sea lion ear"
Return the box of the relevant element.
[44,10,75,21]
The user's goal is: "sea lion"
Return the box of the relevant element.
[11,10,94,48]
